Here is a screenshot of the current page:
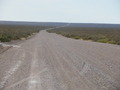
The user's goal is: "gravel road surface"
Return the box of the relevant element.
[0,29,120,90]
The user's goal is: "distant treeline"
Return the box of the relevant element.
[47,27,120,45]
[0,25,48,42]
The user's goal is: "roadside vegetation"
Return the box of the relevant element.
[0,25,47,42]
[47,27,120,45]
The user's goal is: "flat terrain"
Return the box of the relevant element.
[0,30,120,90]
[0,25,47,42]
[47,27,120,45]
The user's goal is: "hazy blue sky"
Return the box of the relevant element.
[0,0,120,23]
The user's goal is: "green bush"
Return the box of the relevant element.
[73,36,80,39]
[97,38,109,43]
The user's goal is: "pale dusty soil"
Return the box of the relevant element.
[0,30,120,90]
[0,45,11,54]
[0,33,37,54]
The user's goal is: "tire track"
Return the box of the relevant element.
[0,50,25,90]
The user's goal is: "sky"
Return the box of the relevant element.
[0,0,120,24]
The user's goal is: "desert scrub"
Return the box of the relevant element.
[0,35,11,42]
[47,27,120,45]
[0,25,47,42]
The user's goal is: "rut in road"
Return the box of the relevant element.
[0,29,120,90]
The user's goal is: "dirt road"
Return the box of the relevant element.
[0,29,120,90]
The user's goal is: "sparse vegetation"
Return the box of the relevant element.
[0,25,47,42]
[47,27,120,45]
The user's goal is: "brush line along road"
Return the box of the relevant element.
[0,26,120,90]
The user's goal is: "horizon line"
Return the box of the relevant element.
[0,20,120,25]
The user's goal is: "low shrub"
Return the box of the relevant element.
[0,25,47,42]
[47,27,120,45]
